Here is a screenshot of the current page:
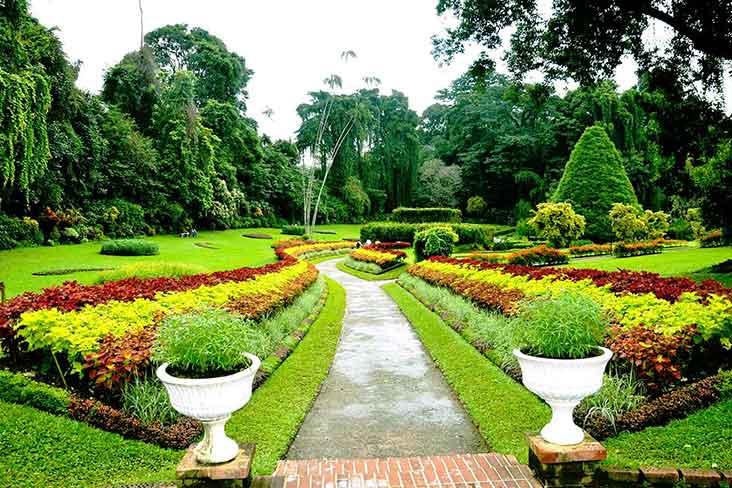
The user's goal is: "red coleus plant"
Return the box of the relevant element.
[84,325,159,390]
[606,324,698,391]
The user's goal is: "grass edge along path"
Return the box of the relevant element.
[383,282,549,462]
[227,276,346,475]
[604,399,732,470]
[336,260,407,281]
[0,400,180,488]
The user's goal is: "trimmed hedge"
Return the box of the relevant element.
[0,370,71,415]
[392,207,461,223]
[361,222,492,247]
[99,239,159,256]
[614,240,663,257]
[553,125,638,242]
[281,225,304,236]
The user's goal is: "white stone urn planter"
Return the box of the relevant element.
[514,347,612,446]
[156,353,260,464]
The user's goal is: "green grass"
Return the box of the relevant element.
[604,400,732,470]
[336,260,408,281]
[383,282,549,462]
[227,276,346,475]
[0,401,179,488]
[565,246,732,285]
[0,224,361,297]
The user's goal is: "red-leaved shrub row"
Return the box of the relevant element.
[503,245,568,266]
[578,374,725,440]
[0,256,298,339]
[83,264,319,391]
[614,240,663,257]
[68,396,202,449]
[426,256,732,302]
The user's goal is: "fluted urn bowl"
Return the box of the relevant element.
[513,347,612,446]
[157,353,260,464]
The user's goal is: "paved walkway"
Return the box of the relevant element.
[269,453,540,488]
[287,259,485,459]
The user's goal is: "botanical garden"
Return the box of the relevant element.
[1,1,732,487]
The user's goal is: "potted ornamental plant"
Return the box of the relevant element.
[155,309,261,464]
[512,293,612,445]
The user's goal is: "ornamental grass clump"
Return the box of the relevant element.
[153,308,269,378]
[511,293,607,359]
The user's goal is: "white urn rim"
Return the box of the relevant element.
[156,352,261,386]
[513,346,613,365]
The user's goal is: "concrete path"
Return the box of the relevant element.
[287,259,485,459]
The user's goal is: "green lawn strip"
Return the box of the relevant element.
[336,260,407,281]
[0,224,362,297]
[604,399,732,470]
[564,246,732,284]
[0,400,179,488]
[383,282,549,462]
[227,276,346,475]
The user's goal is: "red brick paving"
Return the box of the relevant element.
[273,453,542,488]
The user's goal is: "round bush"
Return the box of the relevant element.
[414,226,458,261]
[99,239,159,256]
[553,125,638,242]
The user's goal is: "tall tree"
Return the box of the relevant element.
[434,0,732,91]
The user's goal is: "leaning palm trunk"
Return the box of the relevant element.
[302,99,355,236]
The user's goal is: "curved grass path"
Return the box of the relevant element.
[287,259,485,458]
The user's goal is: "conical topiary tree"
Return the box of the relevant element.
[553,125,638,242]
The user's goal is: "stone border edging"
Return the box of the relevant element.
[597,465,732,487]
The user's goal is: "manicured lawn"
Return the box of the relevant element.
[565,247,732,286]
[336,260,408,281]
[227,276,346,475]
[383,282,549,462]
[604,400,732,470]
[0,401,179,488]
[0,224,361,297]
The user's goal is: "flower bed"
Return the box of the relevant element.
[468,245,568,266]
[614,240,663,257]
[274,240,355,260]
[569,244,613,257]
[404,257,732,390]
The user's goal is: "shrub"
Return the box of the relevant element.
[610,203,670,242]
[553,125,638,242]
[99,239,159,256]
[700,230,726,248]
[95,262,205,284]
[578,372,646,431]
[154,308,268,377]
[0,370,71,415]
[414,226,458,261]
[505,245,569,266]
[527,202,586,247]
[343,176,371,217]
[613,240,663,257]
[667,218,694,241]
[686,207,706,240]
[86,199,146,238]
[122,377,178,426]
[510,293,608,359]
[360,222,492,247]
[0,214,43,249]
[643,210,670,239]
[569,243,613,257]
[466,196,487,217]
[392,207,462,223]
[281,224,304,236]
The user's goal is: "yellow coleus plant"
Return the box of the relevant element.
[350,248,403,266]
[15,261,313,363]
[411,260,732,345]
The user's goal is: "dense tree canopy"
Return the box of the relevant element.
[434,0,732,91]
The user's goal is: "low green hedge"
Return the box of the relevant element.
[281,225,304,236]
[100,239,159,256]
[0,370,71,415]
[392,207,461,223]
[361,222,492,247]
